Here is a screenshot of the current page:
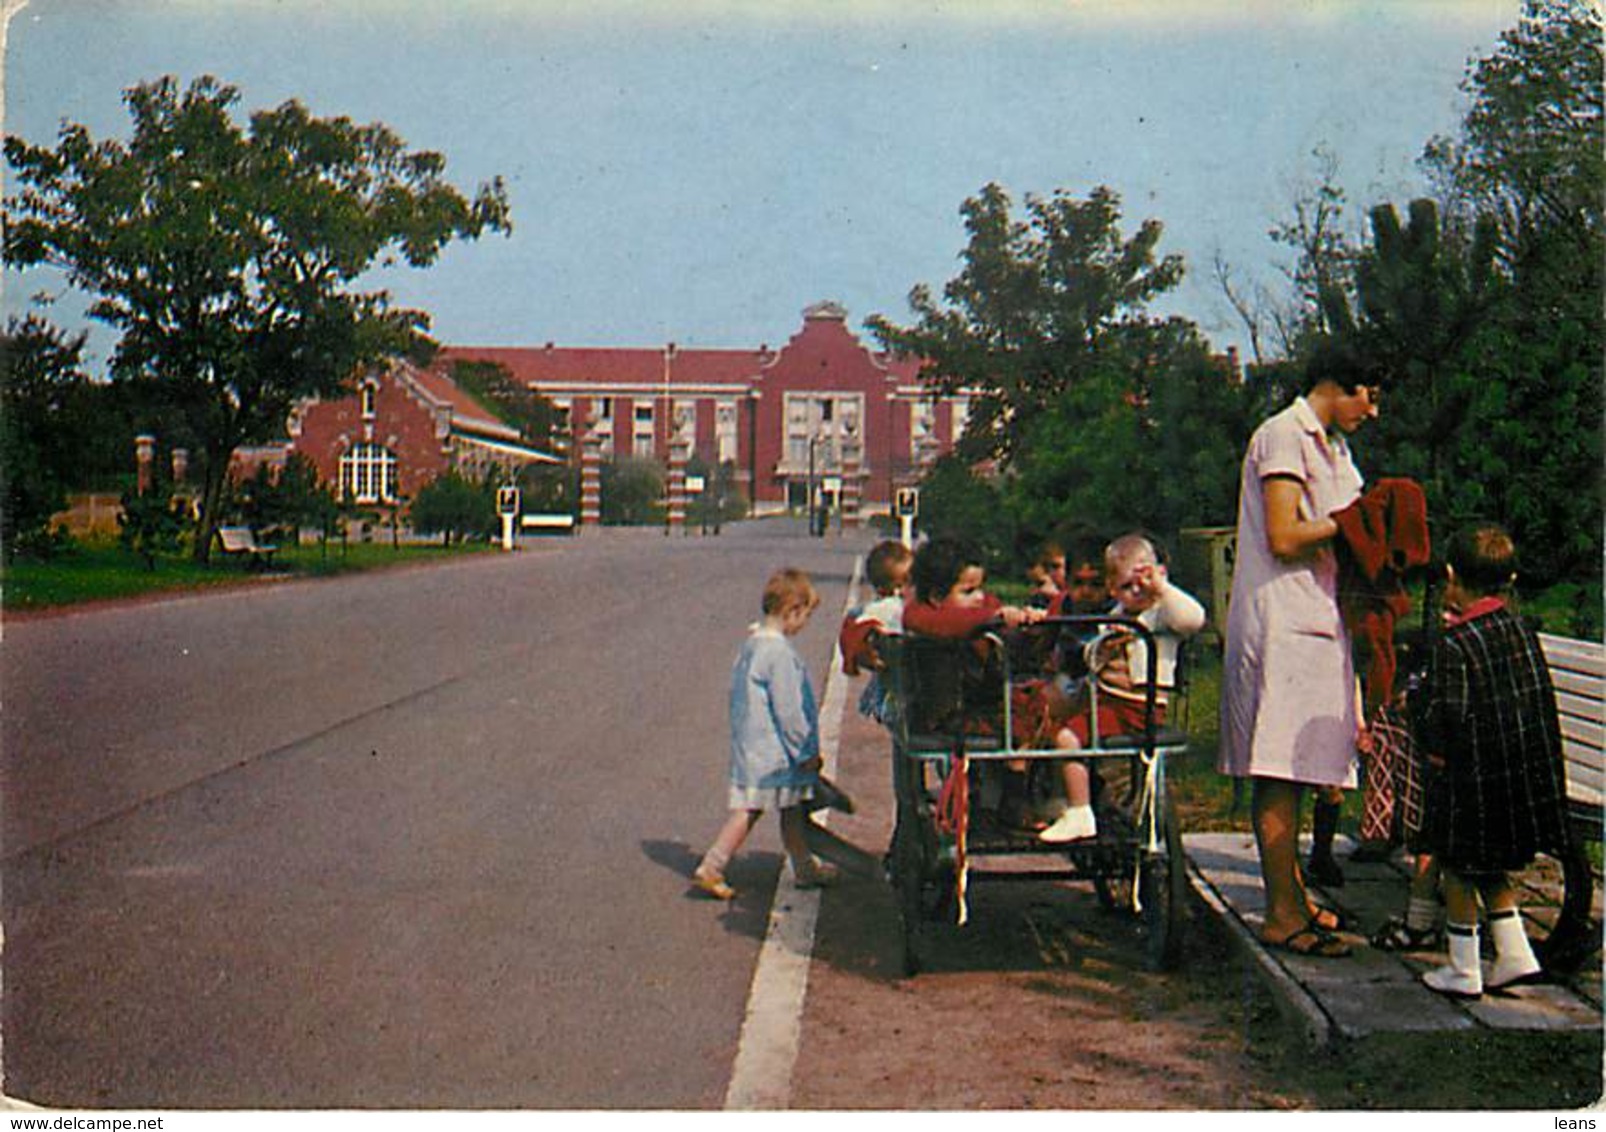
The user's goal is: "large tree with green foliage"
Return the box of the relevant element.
[1411,0,1601,586]
[3,75,511,562]
[1004,318,1253,545]
[870,183,1251,563]
[868,183,1184,470]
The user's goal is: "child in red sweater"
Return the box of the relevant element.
[903,537,1046,830]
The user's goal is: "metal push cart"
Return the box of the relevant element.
[881,615,1191,975]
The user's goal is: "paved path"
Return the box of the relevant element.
[1187,832,1602,1046]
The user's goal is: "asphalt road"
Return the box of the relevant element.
[1,520,871,1108]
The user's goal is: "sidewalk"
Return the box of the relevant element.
[1186,831,1603,1047]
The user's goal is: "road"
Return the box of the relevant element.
[1,520,870,1108]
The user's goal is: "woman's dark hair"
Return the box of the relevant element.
[1446,522,1519,596]
[911,536,984,604]
[1302,337,1371,396]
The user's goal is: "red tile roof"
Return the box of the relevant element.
[437,345,771,392]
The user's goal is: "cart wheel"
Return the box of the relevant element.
[889,755,941,975]
[1138,794,1188,971]
[890,819,927,976]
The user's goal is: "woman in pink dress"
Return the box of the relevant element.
[1219,360,1380,957]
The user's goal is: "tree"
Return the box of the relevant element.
[1414,0,1603,585]
[231,452,334,545]
[1422,0,1603,324]
[1320,199,1500,511]
[410,471,495,546]
[1,316,89,557]
[1006,320,1254,545]
[867,183,1184,469]
[3,74,512,562]
[600,457,664,526]
[1213,146,1361,364]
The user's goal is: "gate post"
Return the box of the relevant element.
[666,438,689,536]
[580,431,603,530]
[841,437,863,529]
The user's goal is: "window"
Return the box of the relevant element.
[716,401,738,463]
[598,397,614,420]
[339,443,397,503]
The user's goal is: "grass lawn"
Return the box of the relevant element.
[2,537,493,613]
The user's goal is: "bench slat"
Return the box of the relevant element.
[1540,632,1605,675]
[1550,673,1603,701]
[1563,762,1603,811]
[1555,688,1606,725]
[1559,712,1605,753]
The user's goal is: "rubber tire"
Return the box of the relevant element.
[1138,793,1187,971]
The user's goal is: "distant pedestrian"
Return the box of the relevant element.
[1416,523,1569,998]
[692,568,840,900]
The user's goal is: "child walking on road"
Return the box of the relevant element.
[692,568,841,900]
[1416,524,1569,997]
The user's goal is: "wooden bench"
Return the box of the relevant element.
[520,513,576,535]
[214,525,279,569]
[1538,632,1603,971]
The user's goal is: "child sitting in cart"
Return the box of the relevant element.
[1039,533,1207,844]
[691,568,841,900]
[903,536,1049,831]
[840,539,915,727]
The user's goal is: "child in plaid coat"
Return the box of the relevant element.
[1415,523,1570,998]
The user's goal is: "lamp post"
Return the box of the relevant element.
[806,430,818,535]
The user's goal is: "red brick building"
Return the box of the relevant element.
[284,359,560,507]
[437,301,969,515]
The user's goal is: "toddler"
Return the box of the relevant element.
[840,539,915,726]
[1040,533,1206,843]
[692,568,840,900]
[1416,524,1569,997]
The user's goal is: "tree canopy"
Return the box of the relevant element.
[867,183,1184,470]
[869,183,1249,558]
[3,75,512,560]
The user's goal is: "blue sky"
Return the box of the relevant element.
[2,0,1520,371]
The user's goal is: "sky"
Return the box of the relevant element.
[1,0,1523,373]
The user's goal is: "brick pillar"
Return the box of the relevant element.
[135,434,156,495]
[580,432,603,529]
[841,437,863,529]
[171,447,189,487]
[666,438,689,536]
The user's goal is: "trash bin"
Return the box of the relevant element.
[1178,526,1236,648]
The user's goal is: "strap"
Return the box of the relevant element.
[935,755,971,926]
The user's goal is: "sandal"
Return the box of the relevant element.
[691,869,737,901]
[1369,915,1442,952]
[1265,919,1353,959]
[1308,904,1348,933]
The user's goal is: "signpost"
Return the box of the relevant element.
[496,485,520,551]
[895,487,918,548]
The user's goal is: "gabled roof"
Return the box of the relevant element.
[394,360,562,465]
[400,361,520,442]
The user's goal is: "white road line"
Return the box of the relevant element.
[722,555,862,1111]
